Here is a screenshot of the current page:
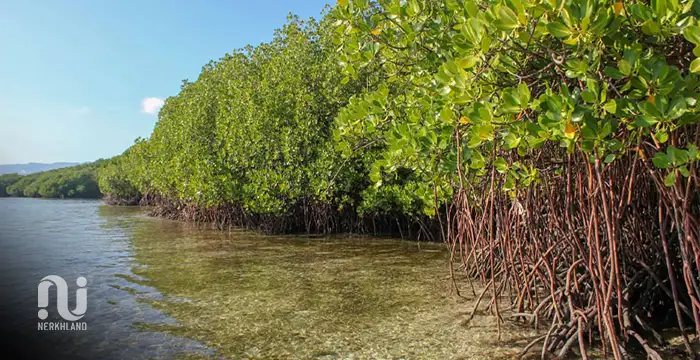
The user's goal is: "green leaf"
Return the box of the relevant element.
[586,78,599,98]
[504,133,521,149]
[494,157,508,173]
[690,58,700,73]
[547,22,572,38]
[641,20,660,35]
[653,0,667,16]
[369,167,382,183]
[634,115,658,128]
[683,25,700,44]
[478,105,493,122]
[604,66,625,79]
[581,89,597,103]
[440,107,453,122]
[465,0,479,17]
[667,97,687,120]
[517,144,527,156]
[502,89,522,113]
[518,82,531,105]
[603,100,617,114]
[457,56,478,69]
[664,171,676,187]
[618,60,632,76]
[652,152,670,169]
[495,6,519,30]
[503,176,515,190]
[656,131,669,143]
[406,0,421,16]
[476,124,494,140]
[687,145,698,160]
[670,146,689,164]
[470,151,485,169]
[639,101,662,118]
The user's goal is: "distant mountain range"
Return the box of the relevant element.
[0,162,81,175]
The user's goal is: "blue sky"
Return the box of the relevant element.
[0,0,331,164]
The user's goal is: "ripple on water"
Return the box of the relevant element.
[0,198,213,359]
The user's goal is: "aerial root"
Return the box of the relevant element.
[448,139,700,359]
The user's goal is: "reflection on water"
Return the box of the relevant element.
[0,198,536,359]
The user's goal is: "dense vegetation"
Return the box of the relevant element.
[332,0,700,358]
[0,162,102,199]
[97,0,700,358]
[0,173,22,197]
[97,152,141,205]
[97,16,435,235]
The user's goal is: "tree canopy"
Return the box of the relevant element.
[98,15,422,230]
[0,162,102,199]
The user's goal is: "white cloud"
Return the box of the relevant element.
[141,97,164,115]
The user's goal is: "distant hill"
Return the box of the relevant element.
[0,162,81,175]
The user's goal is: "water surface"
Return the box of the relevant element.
[0,198,534,359]
[0,198,210,359]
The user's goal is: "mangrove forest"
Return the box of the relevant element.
[10,0,700,358]
[0,162,102,199]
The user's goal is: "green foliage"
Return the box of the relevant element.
[97,156,140,199]
[332,0,700,213]
[109,15,386,216]
[3,162,103,199]
[101,0,699,224]
[0,173,22,197]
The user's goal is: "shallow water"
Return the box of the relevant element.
[0,198,537,359]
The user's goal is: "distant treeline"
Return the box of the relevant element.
[0,162,102,199]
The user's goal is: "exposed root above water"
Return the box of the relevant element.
[142,195,442,240]
[447,135,700,359]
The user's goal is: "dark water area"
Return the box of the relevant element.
[0,198,210,359]
[0,198,537,359]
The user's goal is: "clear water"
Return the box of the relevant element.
[0,198,535,359]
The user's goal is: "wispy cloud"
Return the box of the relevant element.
[141,97,164,115]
